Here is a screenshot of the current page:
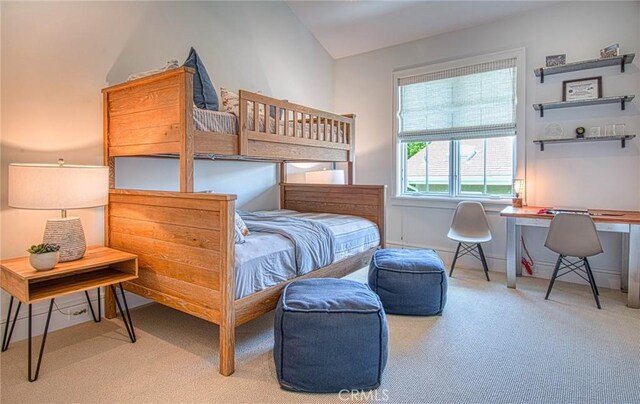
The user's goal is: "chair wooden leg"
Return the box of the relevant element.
[545,255,563,300]
[477,244,490,282]
[449,243,461,277]
[584,258,601,309]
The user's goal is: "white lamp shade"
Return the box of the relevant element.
[304,169,345,184]
[8,163,109,210]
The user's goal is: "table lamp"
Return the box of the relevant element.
[8,160,109,262]
[512,179,525,207]
[304,169,345,184]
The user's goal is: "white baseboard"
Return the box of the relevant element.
[387,240,622,290]
[0,290,150,342]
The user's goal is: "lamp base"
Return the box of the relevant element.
[512,198,523,208]
[43,217,86,262]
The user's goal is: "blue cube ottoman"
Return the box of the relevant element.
[274,278,388,393]
[368,249,447,316]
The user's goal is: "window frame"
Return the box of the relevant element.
[393,48,526,203]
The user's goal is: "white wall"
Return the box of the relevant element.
[335,1,640,288]
[1,1,333,339]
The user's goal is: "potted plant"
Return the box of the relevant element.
[28,243,61,271]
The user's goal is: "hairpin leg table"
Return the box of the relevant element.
[1,247,138,381]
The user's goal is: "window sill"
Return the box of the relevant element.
[390,195,513,212]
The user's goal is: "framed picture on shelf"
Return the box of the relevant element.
[545,54,566,67]
[562,76,602,102]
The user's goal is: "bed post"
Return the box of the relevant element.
[219,199,236,376]
[103,90,118,319]
[103,160,117,319]
[279,162,287,209]
[180,69,195,192]
[238,91,249,156]
[342,113,356,184]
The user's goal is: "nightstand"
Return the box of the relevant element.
[0,246,138,382]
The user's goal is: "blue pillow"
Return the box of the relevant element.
[270,103,286,120]
[183,47,219,111]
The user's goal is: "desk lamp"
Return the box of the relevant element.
[8,159,109,262]
[512,179,525,207]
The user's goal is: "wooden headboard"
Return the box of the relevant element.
[280,183,386,247]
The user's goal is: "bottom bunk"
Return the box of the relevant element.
[103,184,386,375]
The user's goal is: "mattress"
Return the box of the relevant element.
[234,210,379,299]
[193,108,345,141]
[235,231,296,299]
[193,109,238,134]
[235,210,380,299]
[266,210,380,262]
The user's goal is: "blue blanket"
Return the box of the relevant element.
[239,211,335,275]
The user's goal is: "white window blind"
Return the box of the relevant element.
[397,58,517,142]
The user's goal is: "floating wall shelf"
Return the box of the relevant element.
[533,134,636,151]
[534,53,635,83]
[533,95,635,117]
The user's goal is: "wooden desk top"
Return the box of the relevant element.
[500,206,640,225]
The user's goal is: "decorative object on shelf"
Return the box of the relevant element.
[27,243,60,271]
[545,54,566,67]
[605,124,615,137]
[534,53,635,83]
[544,123,564,139]
[575,127,586,138]
[614,123,626,136]
[512,179,525,208]
[8,159,109,262]
[563,76,602,102]
[305,169,345,184]
[533,134,635,151]
[589,126,601,137]
[600,43,620,59]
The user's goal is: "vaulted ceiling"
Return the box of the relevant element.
[286,1,555,59]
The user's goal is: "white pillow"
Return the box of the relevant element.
[127,60,180,81]
[221,88,263,118]
[234,212,250,244]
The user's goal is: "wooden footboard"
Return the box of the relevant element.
[104,189,237,375]
[281,184,386,247]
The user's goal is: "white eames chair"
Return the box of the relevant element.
[447,201,492,281]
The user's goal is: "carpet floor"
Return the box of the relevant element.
[1,267,639,404]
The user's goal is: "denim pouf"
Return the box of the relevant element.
[274,278,388,393]
[369,249,447,316]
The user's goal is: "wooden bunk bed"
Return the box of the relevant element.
[102,66,357,191]
[101,68,385,377]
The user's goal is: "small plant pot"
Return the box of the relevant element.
[29,252,60,271]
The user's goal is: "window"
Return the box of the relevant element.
[396,52,521,199]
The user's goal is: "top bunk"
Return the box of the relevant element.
[102,66,355,164]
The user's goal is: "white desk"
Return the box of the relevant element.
[500,206,640,309]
